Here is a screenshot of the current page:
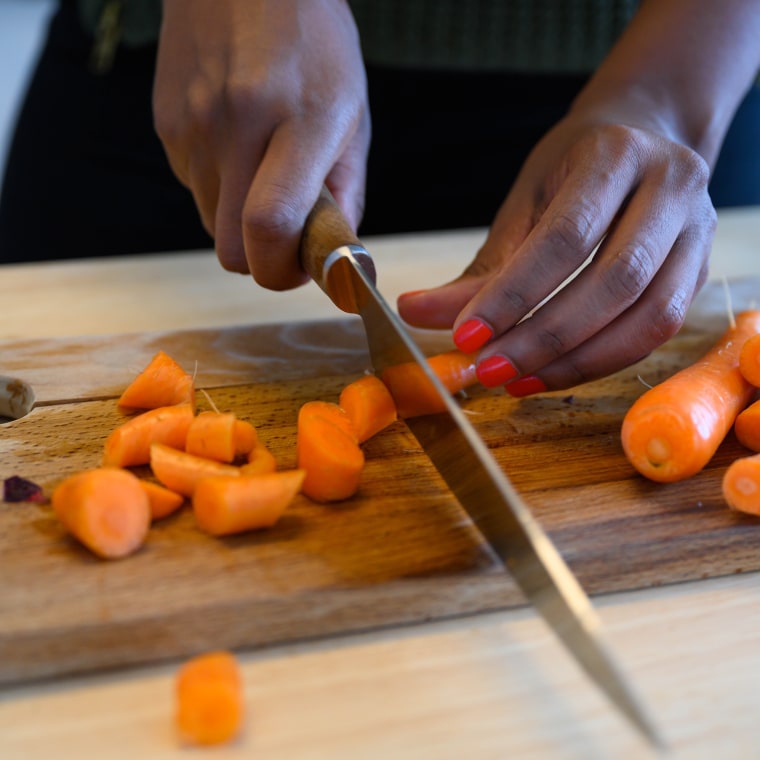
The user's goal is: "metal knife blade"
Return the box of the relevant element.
[300,187,663,748]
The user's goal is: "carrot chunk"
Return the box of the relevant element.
[150,442,240,497]
[296,401,364,502]
[734,398,760,452]
[185,411,239,463]
[233,419,258,457]
[339,374,397,442]
[240,442,278,475]
[175,651,244,746]
[103,404,195,467]
[118,350,195,410]
[381,350,477,418]
[139,480,185,520]
[722,452,760,515]
[739,333,760,387]
[52,467,151,559]
[622,310,760,482]
[193,470,305,536]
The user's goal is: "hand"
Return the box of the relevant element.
[397,113,717,394]
[153,0,370,289]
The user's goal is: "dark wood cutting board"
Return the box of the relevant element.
[2,279,760,686]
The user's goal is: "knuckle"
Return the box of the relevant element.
[544,206,597,258]
[605,242,657,303]
[244,188,302,242]
[534,325,567,360]
[641,297,688,345]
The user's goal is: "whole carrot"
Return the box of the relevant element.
[622,310,760,482]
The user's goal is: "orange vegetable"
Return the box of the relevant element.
[175,651,244,746]
[722,452,760,515]
[185,411,253,463]
[296,401,363,502]
[339,374,397,442]
[193,470,305,536]
[739,332,760,387]
[52,467,151,559]
[118,350,195,410]
[103,404,195,467]
[381,350,477,418]
[139,480,185,520]
[734,398,760,452]
[150,442,240,497]
[621,310,760,482]
[240,442,278,475]
[233,419,258,457]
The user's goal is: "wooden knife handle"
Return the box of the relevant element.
[300,186,376,312]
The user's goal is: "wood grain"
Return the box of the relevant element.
[1,280,759,686]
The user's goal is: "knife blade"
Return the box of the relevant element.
[299,187,663,748]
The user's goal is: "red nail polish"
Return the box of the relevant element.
[476,355,518,387]
[504,375,547,397]
[453,319,493,353]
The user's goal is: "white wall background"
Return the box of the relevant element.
[0,0,56,190]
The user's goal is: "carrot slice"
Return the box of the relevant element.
[622,310,760,482]
[339,374,397,442]
[176,651,244,746]
[139,480,185,520]
[51,467,151,559]
[150,442,240,497]
[734,398,760,452]
[118,350,195,410]
[193,470,305,536]
[233,419,258,457]
[103,403,195,467]
[240,442,278,475]
[739,332,760,387]
[722,452,760,515]
[185,411,237,463]
[381,350,477,418]
[296,401,364,502]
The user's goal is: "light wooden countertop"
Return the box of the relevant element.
[2,208,760,758]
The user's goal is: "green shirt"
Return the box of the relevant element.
[76,0,639,74]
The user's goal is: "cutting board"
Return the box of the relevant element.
[2,280,760,686]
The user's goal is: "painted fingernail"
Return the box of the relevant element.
[453,319,493,353]
[504,375,547,398]
[476,355,518,387]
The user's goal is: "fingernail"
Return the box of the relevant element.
[476,355,518,387]
[453,319,493,353]
[504,375,547,397]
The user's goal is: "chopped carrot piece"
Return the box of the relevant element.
[175,651,244,746]
[622,310,760,482]
[118,350,195,410]
[193,470,305,536]
[51,467,151,559]
[233,419,258,457]
[381,350,477,418]
[139,480,185,520]
[150,442,240,497]
[722,452,760,515]
[103,403,195,467]
[240,442,278,475]
[739,333,760,387]
[296,401,364,502]
[185,411,238,463]
[339,374,397,442]
[734,398,760,452]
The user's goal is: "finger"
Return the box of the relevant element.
[504,230,712,395]
[186,152,221,240]
[453,130,641,346]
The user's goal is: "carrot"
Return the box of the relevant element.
[739,332,760,387]
[233,419,258,457]
[51,467,151,559]
[339,374,397,442]
[139,480,185,520]
[185,411,238,463]
[150,442,240,497]
[722,452,760,515]
[240,442,278,475]
[381,350,477,418]
[175,651,244,746]
[621,310,760,482]
[118,350,195,410]
[193,470,305,536]
[296,401,364,502]
[734,398,760,452]
[102,403,195,467]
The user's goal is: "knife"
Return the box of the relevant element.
[300,186,663,748]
